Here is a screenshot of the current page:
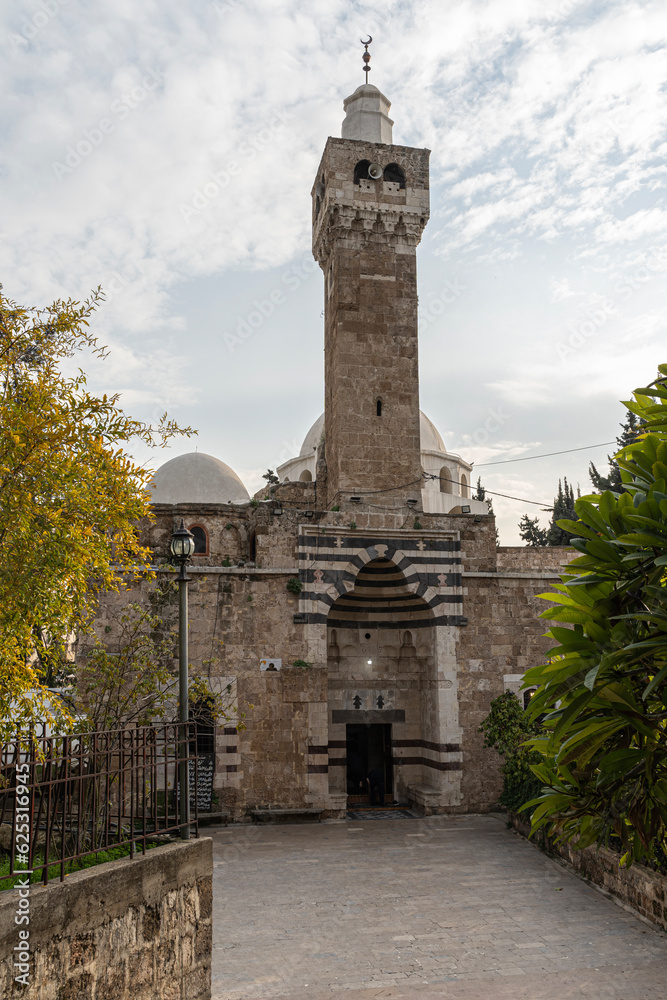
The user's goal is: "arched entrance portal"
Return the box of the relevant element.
[327,558,435,808]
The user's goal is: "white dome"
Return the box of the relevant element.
[299,414,325,457]
[419,412,447,454]
[298,411,446,457]
[149,452,250,505]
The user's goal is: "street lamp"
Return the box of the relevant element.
[171,519,195,840]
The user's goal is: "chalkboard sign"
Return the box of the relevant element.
[189,753,214,812]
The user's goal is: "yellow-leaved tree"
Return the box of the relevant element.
[0,285,192,739]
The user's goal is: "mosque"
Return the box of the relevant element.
[116,54,565,819]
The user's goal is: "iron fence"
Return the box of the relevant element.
[0,723,199,888]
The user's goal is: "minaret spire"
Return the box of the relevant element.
[341,38,394,144]
[361,36,372,82]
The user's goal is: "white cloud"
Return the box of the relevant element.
[1,0,666,543]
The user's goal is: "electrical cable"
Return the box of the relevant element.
[475,441,616,468]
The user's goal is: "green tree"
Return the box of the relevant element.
[0,286,192,739]
[479,690,542,812]
[518,514,548,547]
[522,366,667,866]
[473,476,494,515]
[590,410,643,492]
[473,476,499,542]
[546,477,578,545]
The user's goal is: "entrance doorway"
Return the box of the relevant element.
[346,723,393,806]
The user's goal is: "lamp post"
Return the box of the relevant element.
[170,519,195,840]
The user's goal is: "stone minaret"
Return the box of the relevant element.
[312,81,430,508]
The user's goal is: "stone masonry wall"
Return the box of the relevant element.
[511,812,667,934]
[90,499,579,817]
[457,544,575,812]
[313,137,430,506]
[0,838,212,1000]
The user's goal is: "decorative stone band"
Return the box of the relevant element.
[297,528,463,628]
[322,737,463,774]
[313,203,428,266]
[220,727,239,773]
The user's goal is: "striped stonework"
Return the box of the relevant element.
[297,527,462,629]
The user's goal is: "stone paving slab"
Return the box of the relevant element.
[211,813,667,999]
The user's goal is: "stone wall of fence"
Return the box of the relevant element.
[0,837,212,1000]
[510,813,667,933]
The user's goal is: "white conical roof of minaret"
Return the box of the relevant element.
[341,84,394,144]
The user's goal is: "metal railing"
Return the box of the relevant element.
[0,723,199,888]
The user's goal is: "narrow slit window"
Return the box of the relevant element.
[376,398,382,416]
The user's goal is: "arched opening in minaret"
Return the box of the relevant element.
[299,469,313,482]
[439,467,453,494]
[383,162,406,188]
[353,159,371,183]
[326,557,436,807]
[460,473,468,497]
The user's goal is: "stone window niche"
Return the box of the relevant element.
[189,524,209,556]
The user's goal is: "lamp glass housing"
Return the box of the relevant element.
[171,523,196,561]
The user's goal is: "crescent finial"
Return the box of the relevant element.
[360,36,372,81]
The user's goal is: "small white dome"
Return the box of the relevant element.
[149,452,250,505]
[420,412,447,454]
[298,411,446,457]
[299,414,325,457]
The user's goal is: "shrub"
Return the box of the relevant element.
[479,691,542,813]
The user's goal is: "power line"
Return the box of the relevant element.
[475,441,616,468]
[422,472,550,507]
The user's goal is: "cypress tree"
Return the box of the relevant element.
[546,477,578,545]
[589,410,643,492]
[518,514,547,546]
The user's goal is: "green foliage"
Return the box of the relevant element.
[546,477,578,545]
[413,518,423,530]
[519,514,548,547]
[292,659,313,669]
[1,840,160,890]
[0,286,192,739]
[221,558,232,567]
[473,476,494,515]
[330,505,340,512]
[286,576,303,595]
[249,497,259,508]
[522,365,667,866]
[473,477,499,542]
[349,521,357,530]
[590,409,643,492]
[77,588,177,730]
[262,469,279,485]
[479,691,542,812]
[518,477,579,547]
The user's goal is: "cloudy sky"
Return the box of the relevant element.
[1,0,666,542]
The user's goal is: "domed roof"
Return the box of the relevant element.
[419,412,447,453]
[300,414,325,457]
[298,411,446,457]
[149,452,250,505]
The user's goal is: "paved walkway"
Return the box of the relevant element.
[211,813,667,999]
